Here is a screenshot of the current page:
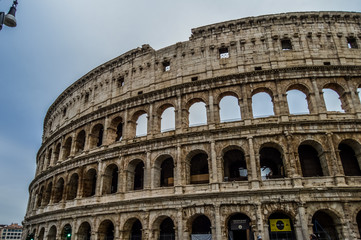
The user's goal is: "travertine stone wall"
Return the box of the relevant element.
[24,11,361,240]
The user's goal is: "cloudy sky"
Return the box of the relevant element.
[0,0,360,224]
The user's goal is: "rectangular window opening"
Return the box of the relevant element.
[191,76,198,81]
[255,66,262,71]
[138,91,143,95]
[163,61,170,71]
[281,39,292,50]
[347,37,358,49]
[117,77,125,87]
[323,62,331,66]
[219,47,229,59]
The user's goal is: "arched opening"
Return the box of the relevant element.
[38,228,45,240]
[161,107,175,132]
[63,137,72,160]
[61,224,72,240]
[116,122,123,141]
[43,182,53,205]
[190,153,209,184]
[189,101,207,127]
[252,92,275,118]
[54,143,61,165]
[53,178,64,203]
[223,149,248,181]
[130,219,142,240]
[134,161,144,190]
[136,113,148,137]
[160,158,174,187]
[323,88,345,112]
[268,212,295,240]
[47,226,57,240]
[82,169,97,197]
[357,211,361,238]
[66,173,79,200]
[77,222,91,240]
[90,124,104,148]
[286,89,310,114]
[227,213,252,240]
[219,95,241,122]
[191,215,212,238]
[159,217,175,240]
[47,149,52,168]
[102,164,118,195]
[312,210,340,240]
[358,88,361,103]
[98,220,114,240]
[36,186,44,207]
[75,130,86,153]
[109,116,123,142]
[338,142,361,176]
[298,144,324,177]
[260,147,285,180]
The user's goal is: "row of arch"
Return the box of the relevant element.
[37,81,361,174]
[28,208,361,240]
[32,138,361,209]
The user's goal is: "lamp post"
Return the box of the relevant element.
[0,0,18,31]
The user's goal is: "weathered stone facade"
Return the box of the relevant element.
[24,11,361,240]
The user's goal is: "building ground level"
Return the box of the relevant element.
[24,189,361,240]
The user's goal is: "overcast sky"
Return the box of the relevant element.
[0,0,360,224]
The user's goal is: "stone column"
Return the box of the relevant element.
[96,160,103,196]
[254,203,265,240]
[210,140,219,184]
[148,102,155,137]
[310,77,327,117]
[248,137,259,188]
[326,132,345,185]
[177,208,185,240]
[296,203,309,240]
[144,151,152,189]
[214,205,222,240]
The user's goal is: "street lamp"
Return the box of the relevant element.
[0,0,18,30]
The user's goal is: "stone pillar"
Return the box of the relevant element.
[210,140,219,183]
[241,84,252,120]
[69,132,77,157]
[255,203,265,240]
[177,208,185,240]
[214,205,222,240]
[122,108,130,140]
[96,160,103,196]
[145,151,152,189]
[297,203,309,240]
[148,102,155,137]
[175,93,184,134]
[175,144,183,187]
[248,137,259,188]
[326,132,346,185]
[310,77,327,116]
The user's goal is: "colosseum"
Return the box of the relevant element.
[23,11,361,240]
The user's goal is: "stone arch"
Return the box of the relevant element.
[127,159,145,191]
[109,116,123,142]
[53,177,64,203]
[82,168,97,197]
[286,83,311,114]
[322,82,347,113]
[74,130,86,154]
[187,214,213,237]
[338,139,361,176]
[54,142,61,165]
[187,98,207,127]
[151,215,176,240]
[159,104,176,132]
[298,140,329,177]
[47,225,57,240]
[102,163,119,195]
[98,219,115,240]
[122,217,143,240]
[38,227,45,240]
[225,213,253,240]
[186,150,210,184]
[268,211,296,240]
[36,186,44,207]
[89,123,104,148]
[222,146,248,182]
[153,154,175,188]
[311,209,343,240]
[259,142,286,179]
[46,148,53,168]
[43,181,53,205]
[62,137,72,160]
[66,173,79,200]
[60,224,72,240]
[251,88,275,118]
[219,93,242,122]
[77,222,91,240]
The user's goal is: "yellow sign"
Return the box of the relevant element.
[269,219,292,232]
